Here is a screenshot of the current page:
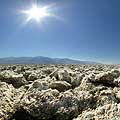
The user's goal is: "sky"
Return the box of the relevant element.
[0,0,120,64]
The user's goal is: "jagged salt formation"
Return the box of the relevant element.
[0,64,120,120]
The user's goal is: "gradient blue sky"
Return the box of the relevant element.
[0,0,120,64]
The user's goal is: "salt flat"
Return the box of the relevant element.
[0,64,120,120]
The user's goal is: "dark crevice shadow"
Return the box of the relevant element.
[9,109,58,120]
[91,81,117,88]
[9,109,36,120]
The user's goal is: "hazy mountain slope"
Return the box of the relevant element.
[0,56,99,64]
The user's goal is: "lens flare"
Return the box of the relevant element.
[21,4,53,23]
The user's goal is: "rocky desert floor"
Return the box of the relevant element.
[0,64,120,120]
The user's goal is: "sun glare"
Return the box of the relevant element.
[21,4,52,23]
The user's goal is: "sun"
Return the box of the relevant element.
[21,4,52,23]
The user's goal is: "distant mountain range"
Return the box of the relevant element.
[0,56,100,64]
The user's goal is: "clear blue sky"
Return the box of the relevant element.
[0,0,120,64]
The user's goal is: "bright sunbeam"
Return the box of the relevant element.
[21,4,55,23]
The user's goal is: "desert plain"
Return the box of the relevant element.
[0,64,120,120]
